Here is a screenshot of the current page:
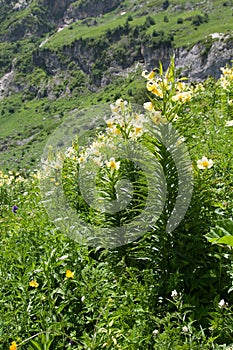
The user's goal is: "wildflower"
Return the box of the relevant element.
[12,205,18,213]
[142,70,155,80]
[143,101,154,111]
[197,156,213,169]
[171,289,178,299]
[115,98,126,107]
[220,77,230,90]
[146,81,163,97]
[152,329,159,336]
[111,125,121,135]
[29,280,39,288]
[106,118,115,128]
[172,91,192,103]
[78,154,86,164]
[218,299,228,309]
[106,157,120,172]
[66,269,74,278]
[10,341,17,350]
[182,326,189,333]
[176,81,186,91]
[134,125,143,135]
[226,120,233,127]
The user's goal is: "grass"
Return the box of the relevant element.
[43,0,233,51]
[0,0,233,350]
[1,59,233,349]
[0,70,146,171]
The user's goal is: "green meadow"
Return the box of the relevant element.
[1,59,233,349]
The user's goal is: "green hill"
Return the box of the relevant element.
[1,0,233,170]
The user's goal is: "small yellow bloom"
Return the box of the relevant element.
[106,157,120,171]
[78,155,86,163]
[66,269,74,278]
[176,81,186,91]
[197,156,213,169]
[142,70,155,79]
[134,125,143,134]
[172,91,191,103]
[146,81,163,97]
[10,341,17,350]
[106,119,115,128]
[112,126,121,135]
[29,280,39,288]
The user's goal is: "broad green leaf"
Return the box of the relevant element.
[205,219,233,247]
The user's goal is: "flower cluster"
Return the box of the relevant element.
[219,65,233,91]
[65,99,149,173]
[142,57,192,120]
[0,170,26,187]
[106,98,147,139]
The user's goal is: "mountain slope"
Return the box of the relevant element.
[0,0,233,170]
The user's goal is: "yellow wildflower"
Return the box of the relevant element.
[172,91,191,103]
[176,81,186,91]
[10,341,17,350]
[106,119,115,128]
[111,126,121,135]
[134,125,143,134]
[78,155,86,163]
[106,157,120,172]
[66,269,74,278]
[197,156,213,169]
[146,81,163,97]
[29,280,39,288]
[142,70,155,80]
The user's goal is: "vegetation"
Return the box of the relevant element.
[1,58,233,349]
[1,2,233,347]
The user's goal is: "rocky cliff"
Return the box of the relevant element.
[143,34,233,80]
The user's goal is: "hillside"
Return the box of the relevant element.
[1,0,233,170]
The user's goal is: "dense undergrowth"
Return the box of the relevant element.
[1,59,233,349]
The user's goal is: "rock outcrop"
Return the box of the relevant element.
[142,34,233,81]
[64,0,123,22]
